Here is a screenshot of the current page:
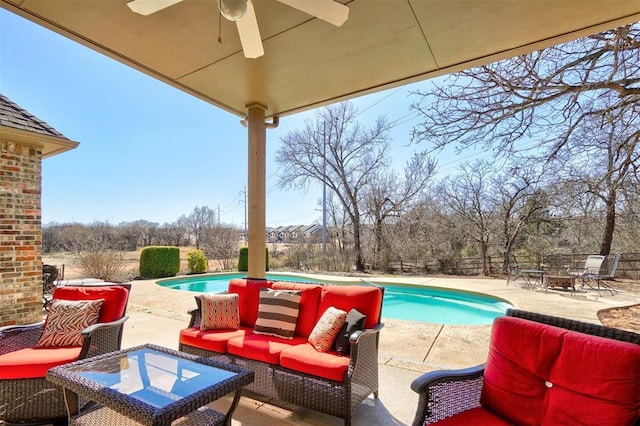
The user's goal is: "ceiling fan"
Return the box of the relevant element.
[127,0,349,59]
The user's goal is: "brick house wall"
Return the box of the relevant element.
[0,94,78,326]
[0,140,43,325]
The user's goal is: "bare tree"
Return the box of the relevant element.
[489,163,550,273]
[440,161,495,275]
[179,206,215,249]
[411,25,640,254]
[276,102,392,271]
[364,151,436,269]
[201,225,241,270]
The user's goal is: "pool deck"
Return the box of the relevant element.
[120,274,640,426]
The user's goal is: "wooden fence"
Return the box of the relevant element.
[380,252,640,280]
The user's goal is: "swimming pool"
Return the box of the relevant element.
[156,273,512,325]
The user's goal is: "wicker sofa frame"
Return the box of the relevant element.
[0,283,131,425]
[179,283,384,426]
[410,308,640,426]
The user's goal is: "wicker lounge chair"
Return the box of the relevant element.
[411,309,640,425]
[0,283,130,424]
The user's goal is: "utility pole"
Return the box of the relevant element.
[322,122,327,254]
[242,186,248,245]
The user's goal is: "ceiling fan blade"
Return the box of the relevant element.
[277,0,349,26]
[127,0,184,15]
[236,1,264,58]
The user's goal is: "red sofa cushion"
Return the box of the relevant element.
[51,285,129,323]
[279,343,350,382]
[271,282,322,338]
[317,285,382,329]
[179,326,252,354]
[227,334,307,364]
[0,347,82,379]
[228,278,273,327]
[481,316,640,426]
[432,407,512,425]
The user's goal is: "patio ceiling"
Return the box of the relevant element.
[3,0,640,119]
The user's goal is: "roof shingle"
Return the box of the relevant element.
[0,93,68,139]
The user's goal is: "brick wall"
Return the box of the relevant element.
[0,139,43,326]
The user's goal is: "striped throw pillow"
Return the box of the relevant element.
[309,307,347,352]
[36,298,104,347]
[199,293,240,330]
[254,289,302,339]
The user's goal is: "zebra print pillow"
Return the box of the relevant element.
[36,298,104,347]
[254,288,302,339]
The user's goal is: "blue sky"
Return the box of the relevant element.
[1,9,471,228]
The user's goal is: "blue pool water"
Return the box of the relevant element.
[157,273,511,325]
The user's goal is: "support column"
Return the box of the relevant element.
[246,103,267,278]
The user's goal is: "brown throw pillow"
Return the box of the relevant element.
[199,293,240,330]
[36,298,104,347]
[254,288,302,339]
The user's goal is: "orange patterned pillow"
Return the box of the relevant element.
[36,298,104,347]
[200,293,240,330]
[308,306,347,352]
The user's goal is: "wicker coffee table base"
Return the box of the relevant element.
[71,402,226,425]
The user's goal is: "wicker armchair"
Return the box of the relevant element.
[0,283,131,425]
[411,309,640,426]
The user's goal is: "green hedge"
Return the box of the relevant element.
[186,249,208,274]
[139,246,180,278]
[238,247,269,272]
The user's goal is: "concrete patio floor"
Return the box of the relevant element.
[121,275,640,425]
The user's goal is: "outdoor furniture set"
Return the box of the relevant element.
[411,308,640,425]
[178,278,385,426]
[508,253,621,295]
[0,283,131,424]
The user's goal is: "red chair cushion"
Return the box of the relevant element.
[279,343,350,382]
[317,285,383,329]
[432,407,512,425]
[271,282,322,337]
[0,347,82,379]
[480,316,640,426]
[51,285,129,323]
[179,327,252,354]
[226,334,307,364]
[228,279,273,327]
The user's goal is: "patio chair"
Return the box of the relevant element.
[0,283,131,425]
[568,254,618,296]
[410,309,640,426]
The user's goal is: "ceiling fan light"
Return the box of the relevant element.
[218,0,247,21]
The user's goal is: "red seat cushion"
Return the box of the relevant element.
[179,327,252,354]
[0,347,82,379]
[227,334,307,364]
[317,285,382,329]
[51,285,129,323]
[228,279,273,327]
[279,343,350,382]
[481,316,640,426]
[271,282,322,338]
[432,407,512,425]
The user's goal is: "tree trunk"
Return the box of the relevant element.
[599,190,616,256]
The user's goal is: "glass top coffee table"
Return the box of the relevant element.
[46,343,254,426]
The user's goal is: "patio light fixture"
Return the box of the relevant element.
[218,0,247,21]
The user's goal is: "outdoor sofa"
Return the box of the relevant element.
[0,283,131,424]
[411,308,640,426]
[178,278,384,425]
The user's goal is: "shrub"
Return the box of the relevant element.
[139,246,180,278]
[187,249,208,274]
[78,249,127,282]
[238,247,269,272]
